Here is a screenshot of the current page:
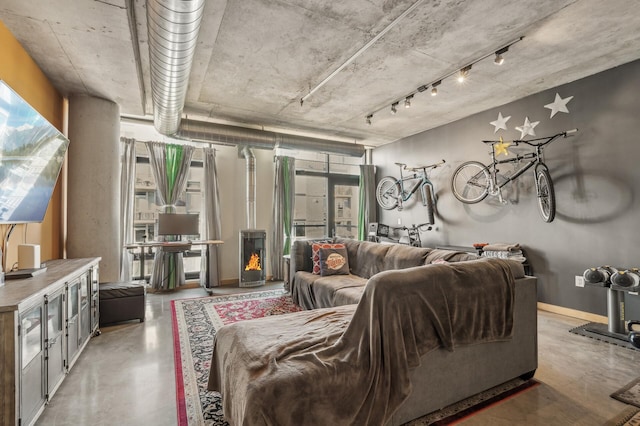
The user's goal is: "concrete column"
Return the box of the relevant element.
[67,95,120,282]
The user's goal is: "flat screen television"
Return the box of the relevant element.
[0,80,69,224]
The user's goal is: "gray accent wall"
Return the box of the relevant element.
[373,59,640,318]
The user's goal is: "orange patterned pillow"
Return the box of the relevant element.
[311,243,345,274]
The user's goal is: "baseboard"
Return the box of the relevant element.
[537,302,607,324]
[221,278,239,286]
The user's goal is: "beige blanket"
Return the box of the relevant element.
[208,258,515,425]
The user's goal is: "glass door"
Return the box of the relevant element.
[329,177,359,238]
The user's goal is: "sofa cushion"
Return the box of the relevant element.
[312,242,344,274]
[319,246,350,276]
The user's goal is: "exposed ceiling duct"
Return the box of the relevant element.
[144,0,364,157]
[176,118,366,157]
[147,0,204,135]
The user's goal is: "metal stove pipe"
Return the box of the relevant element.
[240,146,256,229]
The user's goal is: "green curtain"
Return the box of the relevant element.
[358,164,376,241]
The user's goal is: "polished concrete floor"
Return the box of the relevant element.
[36,282,640,426]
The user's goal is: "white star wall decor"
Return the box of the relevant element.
[515,117,540,139]
[490,112,511,133]
[544,93,574,118]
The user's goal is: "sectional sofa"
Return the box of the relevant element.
[208,238,538,425]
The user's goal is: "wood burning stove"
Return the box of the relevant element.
[239,229,266,287]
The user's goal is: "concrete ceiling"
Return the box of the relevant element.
[1,0,639,147]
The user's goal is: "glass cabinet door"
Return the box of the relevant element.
[20,302,46,426]
[21,305,43,367]
[67,280,80,363]
[46,291,66,396]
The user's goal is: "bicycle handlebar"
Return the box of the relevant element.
[404,159,446,172]
[481,128,578,147]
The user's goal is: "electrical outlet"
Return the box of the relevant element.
[575,276,585,287]
[397,217,402,225]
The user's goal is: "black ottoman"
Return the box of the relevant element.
[99,281,146,326]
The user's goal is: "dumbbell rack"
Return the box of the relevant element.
[582,279,637,342]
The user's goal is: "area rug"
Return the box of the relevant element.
[172,290,539,426]
[612,377,640,408]
[171,289,299,426]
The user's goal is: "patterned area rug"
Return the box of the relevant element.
[171,289,300,426]
[171,290,538,426]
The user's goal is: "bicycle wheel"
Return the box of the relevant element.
[451,161,490,204]
[376,176,400,210]
[423,185,435,225]
[536,168,556,222]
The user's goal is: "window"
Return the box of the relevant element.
[131,142,204,280]
[285,150,362,239]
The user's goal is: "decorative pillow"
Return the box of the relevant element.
[319,246,350,276]
[311,242,345,274]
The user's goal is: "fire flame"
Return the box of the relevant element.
[245,253,262,271]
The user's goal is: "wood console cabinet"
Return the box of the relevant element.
[0,257,101,426]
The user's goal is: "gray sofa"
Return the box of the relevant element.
[209,238,538,425]
[290,237,480,309]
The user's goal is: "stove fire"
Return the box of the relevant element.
[245,253,262,271]
[239,229,266,287]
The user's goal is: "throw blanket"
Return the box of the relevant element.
[208,258,515,425]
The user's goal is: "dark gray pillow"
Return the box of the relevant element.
[319,246,350,276]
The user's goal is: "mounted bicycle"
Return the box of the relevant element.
[450,129,577,222]
[376,159,445,224]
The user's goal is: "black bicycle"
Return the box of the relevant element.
[451,129,577,222]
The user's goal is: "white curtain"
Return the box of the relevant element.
[145,142,195,290]
[269,156,295,280]
[119,137,136,281]
[200,147,223,288]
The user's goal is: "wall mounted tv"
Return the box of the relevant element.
[0,80,69,224]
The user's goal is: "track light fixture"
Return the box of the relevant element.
[365,114,373,125]
[494,46,508,65]
[457,65,472,83]
[404,95,413,108]
[431,80,441,96]
[363,36,524,124]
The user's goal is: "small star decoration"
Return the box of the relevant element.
[494,136,511,156]
[544,93,573,118]
[515,117,539,139]
[490,112,511,133]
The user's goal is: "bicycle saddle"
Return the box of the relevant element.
[394,162,406,167]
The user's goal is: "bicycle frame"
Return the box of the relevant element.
[485,132,567,203]
[396,167,433,204]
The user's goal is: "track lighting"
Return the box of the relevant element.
[457,65,472,83]
[494,46,508,65]
[404,95,413,108]
[363,36,523,124]
[431,80,441,96]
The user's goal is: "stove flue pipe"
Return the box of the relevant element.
[240,146,257,229]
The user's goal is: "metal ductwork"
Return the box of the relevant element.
[240,146,257,229]
[177,118,366,157]
[147,0,204,135]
